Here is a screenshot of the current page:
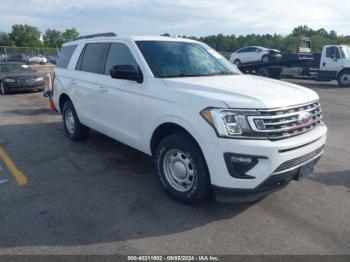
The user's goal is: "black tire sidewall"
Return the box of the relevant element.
[262,55,269,62]
[257,68,269,77]
[62,100,89,141]
[234,59,241,65]
[337,70,350,87]
[155,134,210,204]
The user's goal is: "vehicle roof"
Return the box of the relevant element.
[238,46,268,50]
[63,35,199,46]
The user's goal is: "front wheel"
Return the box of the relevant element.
[62,100,90,141]
[0,82,7,95]
[337,70,350,87]
[262,55,270,63]
[154,133,211,204]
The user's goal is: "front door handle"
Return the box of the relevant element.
[98,86,108,93]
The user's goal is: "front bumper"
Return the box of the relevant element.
[213,155,321,203]
[201,123,327,201]
[3,81,45,92]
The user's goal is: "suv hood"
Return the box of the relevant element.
[163,74,319,109]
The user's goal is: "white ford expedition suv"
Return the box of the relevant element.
[51,34,327,204]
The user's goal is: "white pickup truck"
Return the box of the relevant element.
[50,34,327,204]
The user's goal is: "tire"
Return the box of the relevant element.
[62,100,90,141]
[233,59,241,66]
[337,70,350,87]
[37,88,44,92]
[262,55,270,63]
[0,82,7,95]
[154,133,211,204]
[257,68,269,78]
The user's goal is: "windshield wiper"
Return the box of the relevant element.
[209,71,236,76]
[159,73,212,78]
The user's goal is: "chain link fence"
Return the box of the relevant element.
[0,46,60,64]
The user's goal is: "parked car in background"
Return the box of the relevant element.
[0,62,45,95]
[7,54,29,64]
[28,55,48,65]
[229,46,282,65]
[50,34,327,204]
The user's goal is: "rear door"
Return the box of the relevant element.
[95,42,143,150]
[73,43,109,127]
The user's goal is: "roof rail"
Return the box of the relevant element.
[75,32,117,40]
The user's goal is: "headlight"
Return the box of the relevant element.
[200,108,258,138]
[35,77,44,82]
[4,78,16,83]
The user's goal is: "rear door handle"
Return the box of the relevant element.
[98,86,108,93]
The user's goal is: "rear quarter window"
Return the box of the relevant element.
[57,45,77,68]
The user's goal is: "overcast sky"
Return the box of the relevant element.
[0,0,349,36]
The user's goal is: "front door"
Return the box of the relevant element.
[95,42,143,150]
[321,46,342,72]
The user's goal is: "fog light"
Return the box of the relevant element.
[224,153,267,179]
[230,156,253,164]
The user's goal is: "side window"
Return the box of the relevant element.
[104,43,138,75]
[325,46,341,59]
[237,48,248,53]
[325,47,333,58]
[79,43,107,74]
[57,45,77,68]
[335,47,341,59]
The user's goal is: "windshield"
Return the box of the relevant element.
[0,64,33,73]
[136,41,241,78]
[340,46,350,58]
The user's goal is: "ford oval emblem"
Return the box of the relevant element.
[298,112,311,124]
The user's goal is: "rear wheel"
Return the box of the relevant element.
[257,68,269,78]
[62,100,90,141]
[337,70,350,87]
[154,133,210,204]
[0,82,7,95]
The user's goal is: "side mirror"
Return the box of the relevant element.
[110,65,143,83]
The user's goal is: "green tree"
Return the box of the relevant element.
[62,28,79,42]
[0,32,15,46]
[44,29,63,48]
[9,24,41,47]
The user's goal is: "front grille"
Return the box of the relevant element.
[274,146,324,174]
[247,101,322,140]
